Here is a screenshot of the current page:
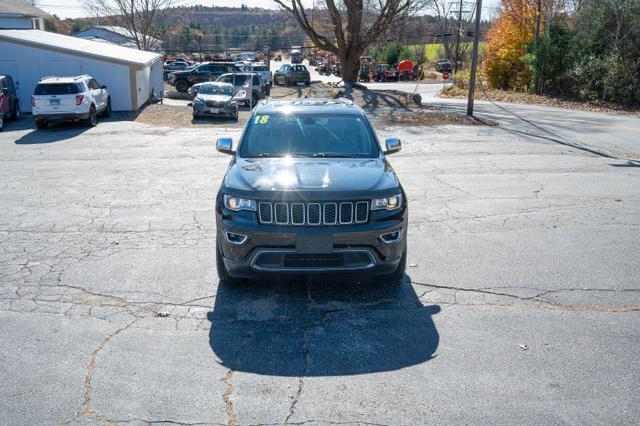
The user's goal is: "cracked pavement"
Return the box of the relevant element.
[1,114,639,425]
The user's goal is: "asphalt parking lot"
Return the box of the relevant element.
[1,113,639,424]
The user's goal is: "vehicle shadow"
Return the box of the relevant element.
[208,274,440,376]
[14,120,92,145]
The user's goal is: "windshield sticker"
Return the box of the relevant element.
[254,115,270,125]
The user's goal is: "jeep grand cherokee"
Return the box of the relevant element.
[215,98,407,283]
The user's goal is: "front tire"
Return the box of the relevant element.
[0,113,4,131]
[377,243,406,284]
[175,79,189,93]
[216,242,240,285]
[103,98,111,117]
[10,101,19,120]
[86,106,97,127]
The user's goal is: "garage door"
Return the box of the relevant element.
[47,60,83,76]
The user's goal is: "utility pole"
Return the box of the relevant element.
[466,0,482,116]
[534,0,542,93]
[454,0,464,73]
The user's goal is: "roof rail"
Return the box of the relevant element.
[334,97,353,106]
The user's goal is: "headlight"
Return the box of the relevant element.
[223,194,256,212]
[371,194,402,211]
[193,97,204,104]
[229,101,237,106]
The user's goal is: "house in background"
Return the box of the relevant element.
[0,0,50,30]
[72,26,164,53]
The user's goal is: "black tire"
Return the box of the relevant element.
[304,80,311,86]
[216,242,240,285]
[192,113,199,120]
[10,101,19,121]
[103,98,111,117]
[35,120,47,130]
[285,77,291,86]
[175,79,189,93]
[0,113,4,132]
[251,93,259,107]
[233,110,238,121]
[86,106,97,127]
[377,243,406,284]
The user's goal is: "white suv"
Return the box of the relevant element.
[31,75,111,129]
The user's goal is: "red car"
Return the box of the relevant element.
[0,75,20,131]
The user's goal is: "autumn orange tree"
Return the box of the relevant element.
[483,0,538,90]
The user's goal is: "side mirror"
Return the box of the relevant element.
[216,137,234,155]
[384,137,402,155]
[187,102,193,107]
[0,88,8,95]
[100,85,107,90]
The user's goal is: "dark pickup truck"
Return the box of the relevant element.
[214,98,407,284]
[167,62,241,93]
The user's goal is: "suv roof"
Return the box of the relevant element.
[38,75,91,84]
[255,98,360,115]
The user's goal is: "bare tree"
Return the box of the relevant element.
[82,0,173,51]
[273,0,429,83]
[427,0,455,61]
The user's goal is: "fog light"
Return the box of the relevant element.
[225,232,247,245]
[380,230,401,243]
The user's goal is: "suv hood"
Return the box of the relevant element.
[224,157,399,195]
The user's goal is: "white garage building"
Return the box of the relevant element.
[0,29,163,113]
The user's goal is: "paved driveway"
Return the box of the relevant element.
[0,114,639,424]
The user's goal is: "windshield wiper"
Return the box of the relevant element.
[307,153,363,158]
[253,153,283,158]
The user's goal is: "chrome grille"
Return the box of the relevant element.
[274,203,289,224]
[307,203,321,225]
[258,203,272,223]
[339,202,353,224]
[323,203,337,224]
[257,201,369,225]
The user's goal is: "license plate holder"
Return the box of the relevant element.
[296,235,333,254]
[209,108,219,113]
[50,98,60,105]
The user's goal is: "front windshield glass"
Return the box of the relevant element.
[198,84,234,95]
[239,112,379,158]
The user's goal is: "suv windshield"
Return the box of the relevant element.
[34,83,83,95]
[239,112,379,158]
[198,84,234,95]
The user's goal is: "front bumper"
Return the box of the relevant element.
[216,204,407,278]
[193,104,237,116]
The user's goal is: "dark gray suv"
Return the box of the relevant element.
[215,99,407,283]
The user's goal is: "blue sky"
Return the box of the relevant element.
[37,0,501,20]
